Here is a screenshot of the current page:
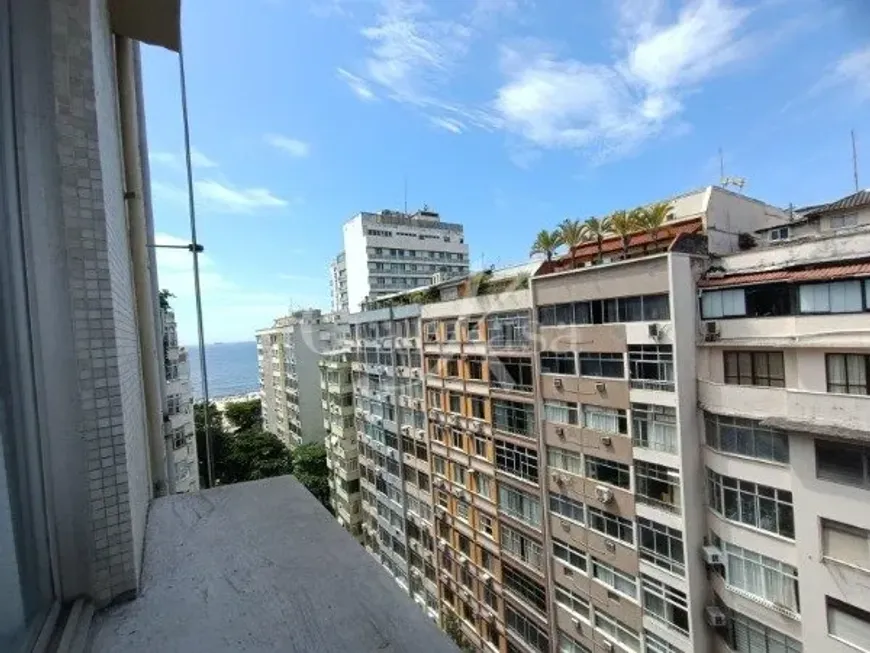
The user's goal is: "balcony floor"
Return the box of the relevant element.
[88,476,455,653]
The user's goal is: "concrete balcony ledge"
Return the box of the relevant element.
[698,379,870,439]
[89,476,457,653]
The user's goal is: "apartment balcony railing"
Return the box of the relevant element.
[87,476,453,652]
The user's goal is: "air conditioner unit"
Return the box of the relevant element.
[458,554,468,566]
[605,540,616,552]
[648,323,659,338]
[437,540,446,550]
[553,378,563,389]
[702,545,723,566]
[413,400,421,408]
[428,410,438,419]
[469,421,480,433]
[705,605,727,628]
[704,321,720,341]
[595,381,606,393]
[555,426,565,439]
[560,519,571,532]
[401,425,411,433]
[595,485,614,504]
[413,369,420,378]
[572,618,583,631]
[551,472,565,485]
[600,435,612,446]
[447,416,457,426]
[417,429,426,438]
[479,572,491,584]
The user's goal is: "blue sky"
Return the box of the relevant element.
[142,0,870,345]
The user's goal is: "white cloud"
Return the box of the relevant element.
[833,45,870,100]
[150,147,218,169]
[493,0,753,158]
[430,116,464,133]
[265,134,310,157]
[153,179,289,214]
[337,67,377,100]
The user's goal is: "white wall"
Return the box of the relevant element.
[344,216,370,312]
[706,188,790,255]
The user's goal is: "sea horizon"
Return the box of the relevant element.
[187,340,259,400]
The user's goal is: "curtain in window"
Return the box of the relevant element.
[764,564,797,609]
[584,406,620,433]
[847,355,867,394]
[827,355,847,391]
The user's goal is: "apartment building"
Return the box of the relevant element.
[256,310,346,449]
[162,307,199,493]
[348,306,442,618]
[330,252,349,312]
[421,263,545,653]
[696,225,870,653]
[758,189,870,243]
[319,348,363,539]
[339,208,470,311]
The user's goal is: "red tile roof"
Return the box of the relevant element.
[699,261,870,288]
[563,218,703,260]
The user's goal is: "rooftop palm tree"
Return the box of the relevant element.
[556,218,585,268]
[582,216,610,264]
[530,229,563,262]
[608,210,638,260]
[636,202,672,253]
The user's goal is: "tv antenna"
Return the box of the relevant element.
[719,146,747,191]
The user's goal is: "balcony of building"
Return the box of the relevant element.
[698,379,870,438]
[86,476,454,653]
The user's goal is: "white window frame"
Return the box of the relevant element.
[592,558,638,601]
[548,447,584,477]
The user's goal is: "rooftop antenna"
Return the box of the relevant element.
[719,146,747,192]
[852,129,860,193]
[403,176,408,216]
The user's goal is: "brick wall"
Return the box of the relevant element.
[49,0,152,604]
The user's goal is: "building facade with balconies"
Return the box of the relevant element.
[256,310,346,449]
[348,306,441,619]
[330,252,349,312]
[319,348,362,539]
[162,308,199,493]
[696,226,870,653]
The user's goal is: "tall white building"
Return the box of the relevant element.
[256,310,348,450]
[330,252,348,312]
[338,208,470,312]
[161,307,199,493]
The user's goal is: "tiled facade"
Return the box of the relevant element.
[320,349,362,538]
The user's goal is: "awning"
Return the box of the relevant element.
[110,0,181,52]
[761,417,869,443]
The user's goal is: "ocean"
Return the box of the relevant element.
[187,340,259,400]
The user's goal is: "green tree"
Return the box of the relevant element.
[636,201,672,252]
[581,216,611,263]
[292,442,330,508]
[608,209,639,260]
[194,401,229,487]
[442,612,474,652]
[223,428,293,483]
[529,229,563,262]
[159,289,174,310]
[224,398,262,432]
[556,218,585,267]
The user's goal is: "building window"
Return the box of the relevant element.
[470,395,486,419]
[448,392,462,414]
[821,518,870,571]
[492,400,535,439]
[486,312,531,349]
[452,462,467,487]
[445,358,460,378]
[433,455,447,477]
[475,473,492,498]
[713,536,800,613]
[578,353,625,378]
[592,558,637,599]
[424,322,438,342]
[555,587,590,621]
[495,440,539,482]
[451,428,464,450]
[505,604,549,653]
[490,357,533,392]
[723,604,802,653]
[501,525,544,570]
[701,288,747,318]
[768,226,790,241]
[553,539,587,573]
[547,447,583,477]
[816,439,870,488]
[594,611,640,653]
[724,350,785,387]
[635,461,680,513]
[582,404,627,434]
[628,345,674,391]
[642,575,689,635]
[799,281,863,314]
[444,320,457,341]
[467,319,481,341]
[550,492,585,525]
[585,456,630,489]
[172,427,187,449]
[473,435,487,458]
[826,353,869,395]
[827,597,870,651]
[503,563,547,614]
[478,512,495,538]
[638,517,685,576]
[829,213,859,230]
[706,469,794,538]
[631,403,677,454]
[587,506,633,544]
[498,486,541,527]
[467,356,484,380]
[538,293,670,326]
[704,412,789,463]
[540,351,576,375]
[544,400,578,425]
[644,631,683,653]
